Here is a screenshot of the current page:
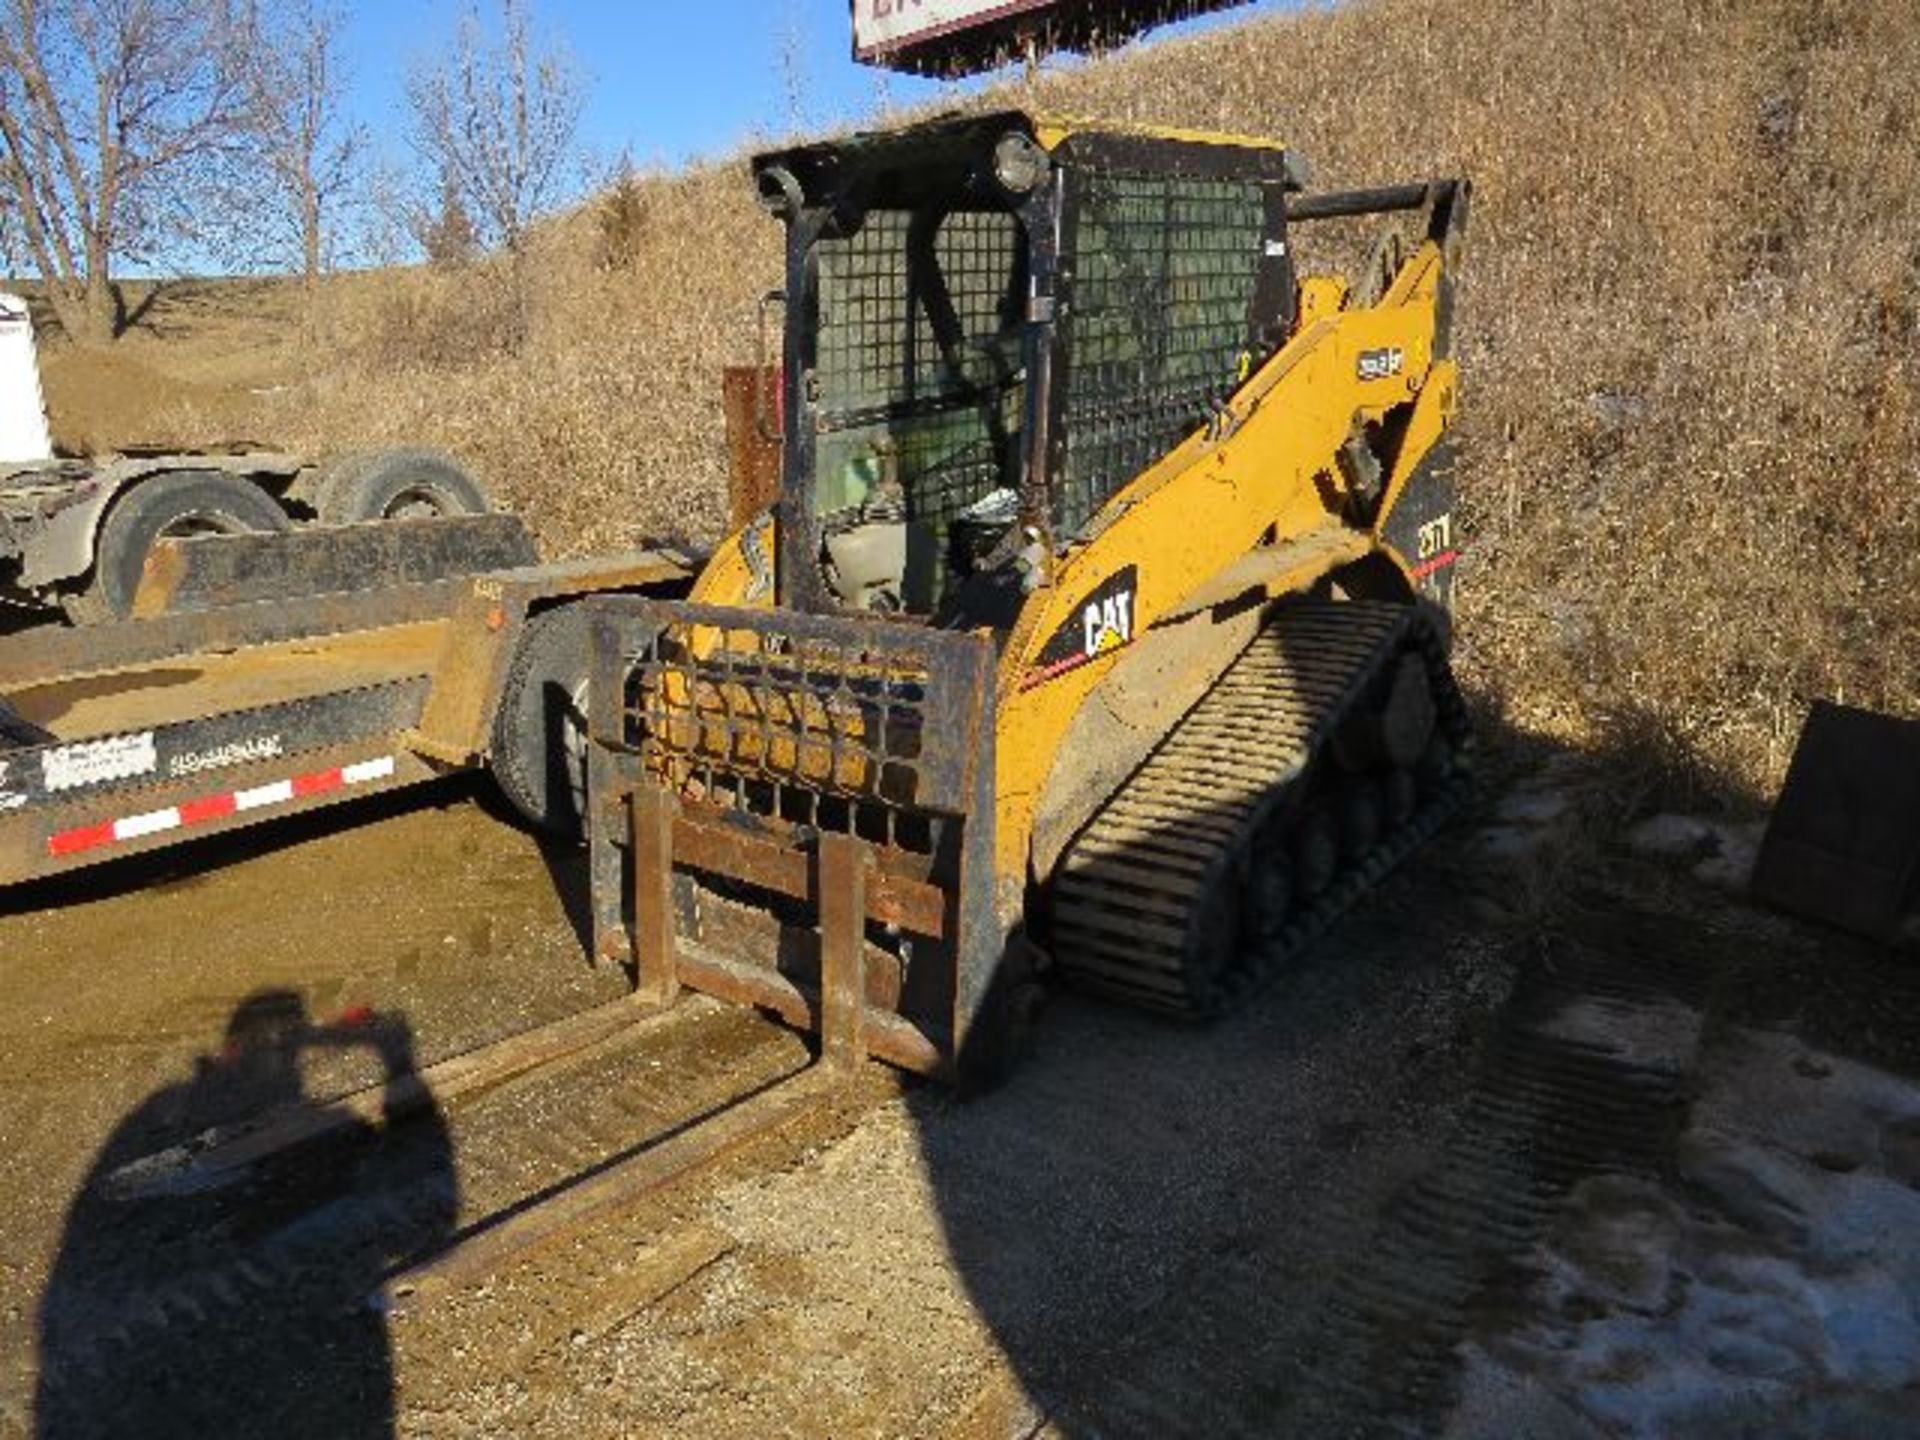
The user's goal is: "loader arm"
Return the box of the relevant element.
[998,187,1468,891]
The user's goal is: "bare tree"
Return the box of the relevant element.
[236,0,364,290]
[0,0,250,342]
[416,166,479,270]
[348,156,423,270]
[406,0,584,257]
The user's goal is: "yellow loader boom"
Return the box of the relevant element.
[587,112,1471,1083]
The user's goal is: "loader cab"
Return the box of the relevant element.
[752,110,1304,622]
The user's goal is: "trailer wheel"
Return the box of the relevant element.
[491,604,593,838]
[318,448,491,524]
[76,470,291,621]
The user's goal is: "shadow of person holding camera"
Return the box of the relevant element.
[34,990,457,1439]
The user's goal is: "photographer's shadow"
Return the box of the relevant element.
[34,990,457,1440]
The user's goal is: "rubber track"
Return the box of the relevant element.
[1050,599,1472,1017]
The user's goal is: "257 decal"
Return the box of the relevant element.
[1410,512,1459,580]
[1021,566,1137,690]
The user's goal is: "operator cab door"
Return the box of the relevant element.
[760,122,1062,622]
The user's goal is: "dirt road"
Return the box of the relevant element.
[2,774,1916,1438]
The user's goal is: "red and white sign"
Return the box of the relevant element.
[852,0,1057,58]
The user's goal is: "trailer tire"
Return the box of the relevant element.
[491,604,593,839]
[317,448,491,525]
[77,470,292,622]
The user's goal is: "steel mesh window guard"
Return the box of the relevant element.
[812,207,1026,553]
[1057,171,1267,534]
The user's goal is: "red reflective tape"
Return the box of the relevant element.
[1410,549,1460,581]
[291,768,344,798]
[43,755,394,863]
[48,821,117,858]
[178,792,239,826]
[1019,650,1094,692]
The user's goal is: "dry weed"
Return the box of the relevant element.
[267,0,1916,804]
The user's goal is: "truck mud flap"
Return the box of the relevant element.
[584,597,1009,1083]
[1751,700,1920,944]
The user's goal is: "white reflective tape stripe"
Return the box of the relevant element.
[235,779,296,811]
[71,754,399,856]
[113,807,182,841]
[342,756,396,786]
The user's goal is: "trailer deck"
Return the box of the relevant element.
[0,514,692,887]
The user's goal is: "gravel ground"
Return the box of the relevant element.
[0,769,1913,1437]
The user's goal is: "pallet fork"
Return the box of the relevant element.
[584,596,1021,1083]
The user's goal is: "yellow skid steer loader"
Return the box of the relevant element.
[585,111,1473,1083]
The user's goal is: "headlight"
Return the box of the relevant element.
[993,132,1049,195]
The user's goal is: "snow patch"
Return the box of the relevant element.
[1535,995,1703,1075]
[1451,1028,1920,1436]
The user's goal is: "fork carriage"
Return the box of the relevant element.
[586,598,1021,1082]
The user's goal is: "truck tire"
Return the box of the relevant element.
[78,470,291,622]
[491,604,593,838]
[317,448,491,525]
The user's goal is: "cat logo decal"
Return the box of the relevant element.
[1022,566,1138,690]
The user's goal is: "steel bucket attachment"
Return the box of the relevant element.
[584,597,1008,1082]
[1751,700,1920,944]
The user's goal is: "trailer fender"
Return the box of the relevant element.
[17,471,118,588]
[17,453,307,590]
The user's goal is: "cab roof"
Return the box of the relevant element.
[752,109,1300,210]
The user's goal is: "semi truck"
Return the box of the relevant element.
[0,291,493,622]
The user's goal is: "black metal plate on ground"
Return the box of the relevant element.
[1751,700,1920,942]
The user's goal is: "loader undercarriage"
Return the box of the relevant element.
[1051,598,1471,1015]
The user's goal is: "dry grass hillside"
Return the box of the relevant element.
[40,0,1920,804]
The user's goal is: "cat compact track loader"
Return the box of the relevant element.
[585,111,1472,1083]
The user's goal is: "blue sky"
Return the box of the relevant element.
[341,1,1299,176]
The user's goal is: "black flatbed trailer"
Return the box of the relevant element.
[0,513,692,887]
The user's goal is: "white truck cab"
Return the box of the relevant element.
[0,294,490,621]
[0,293,53,465]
